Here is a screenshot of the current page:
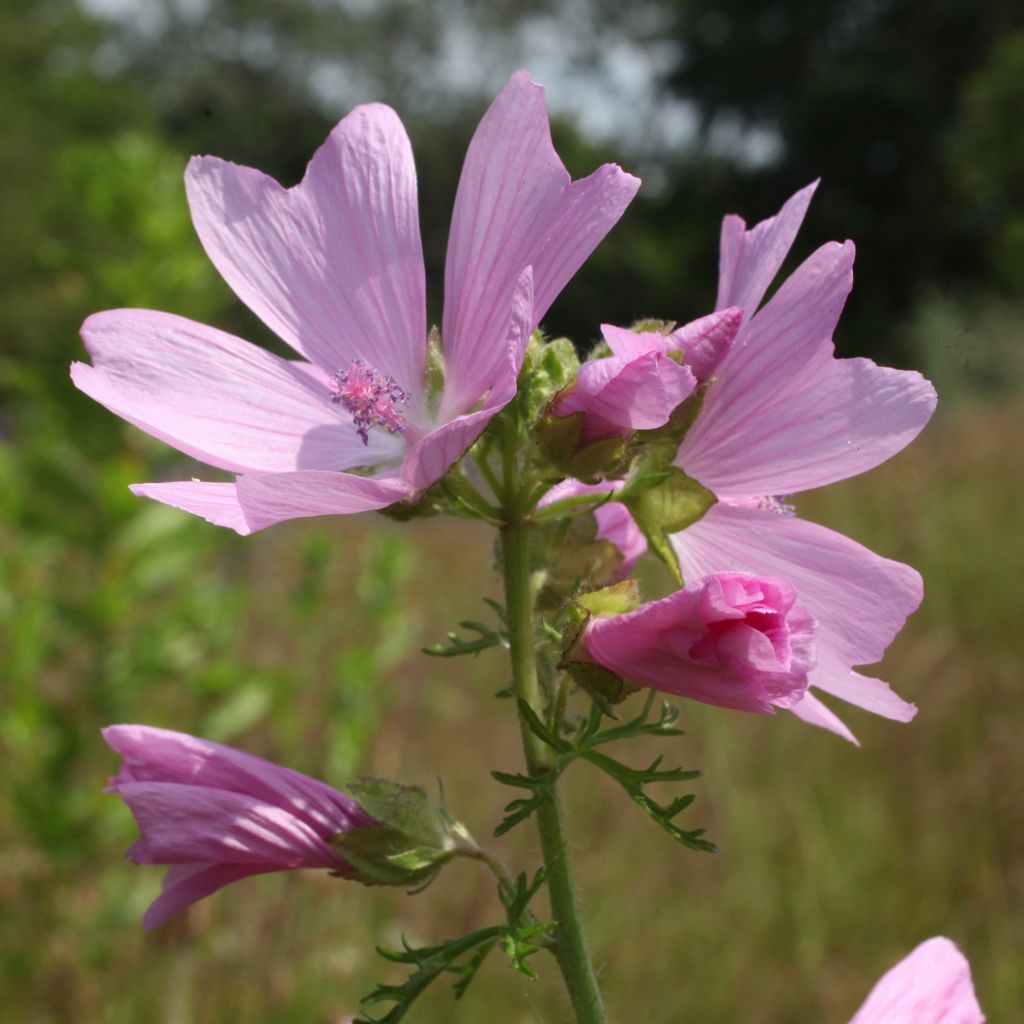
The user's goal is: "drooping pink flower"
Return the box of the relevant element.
[669,182,937,742]
[576,572,815,713]
[103,725,375,929]
[72,71,639,534]
[847,937,985,1023]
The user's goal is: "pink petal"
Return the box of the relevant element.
[556,350,696,440]
[680,340,937,498]
[103,725,368,836]
[186,104,426,392]
[789,690,860,745]
[404,268,533,492]
[600,324,670,360]
[74,310,401,474]
[672,505,920,729]
[234,471,412,532]
[130,481,251,534]
[115,781,342,868]
[678,241,856,485]
[665,307,744,380]
[441,70,640,417]
[849,937,986,1024]
[716,180,818,315]
[143,863,274,930]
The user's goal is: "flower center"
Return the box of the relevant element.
[331,360,410,445]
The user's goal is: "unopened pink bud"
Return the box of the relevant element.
[577,572,816,713]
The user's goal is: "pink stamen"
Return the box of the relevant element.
[331,360,411,445]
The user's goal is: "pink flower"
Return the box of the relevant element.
[552,345,697,444]
[599,306,744,383]
[576,572,815,713]
[72,71,639,534]
[670,182,937,742]
[848,937,985,1023]
[103,725,375,929]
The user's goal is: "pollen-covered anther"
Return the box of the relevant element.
[331,359,411,445]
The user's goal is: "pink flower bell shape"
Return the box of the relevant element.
[72,71,639,534]
[103,725,375,929]
[848,937,985,1023]
[578,572,815,713]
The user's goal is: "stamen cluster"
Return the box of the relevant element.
[331,359,411,444]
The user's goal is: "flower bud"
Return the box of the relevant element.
[569,572,816,713]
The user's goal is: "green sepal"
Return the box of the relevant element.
[619,467,715,586]
[424,325,445,419]
[574,579,641,617]
[332,778,467,890]
[564,661,641,711]
[378,483,446,522]
[518,333,580,424]
[536,408,627,483]
[629,317,676,334]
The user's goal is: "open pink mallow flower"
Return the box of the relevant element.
[103,725,375,929]
[71,71,639,534]
[848,936,985,1023]
[669,182,938,742]
[578,572,815,713]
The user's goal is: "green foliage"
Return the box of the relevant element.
[422,600,507,658]
[354,869,552,1022]
[493,695,713,851]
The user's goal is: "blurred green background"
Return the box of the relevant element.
[1,0,1021,1020]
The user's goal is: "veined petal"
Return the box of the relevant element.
[103,725,369,837]
[600,324,670,360]
[441,70,639,416]
[679,241,856,484]
[717,180,818,315]
[130,481,251,534]
[142,863,274,930]
[74,309,401,474]
[672,505,921,725]
[186,104,426,391]
[115,781,342,868]
[234,471,412,532]
[680,340,937,498]
[848,936,986,1024]
[404,267,533,492]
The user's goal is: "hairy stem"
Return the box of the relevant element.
[501,453,607,1024]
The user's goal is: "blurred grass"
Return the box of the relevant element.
[1,377,1021,1021]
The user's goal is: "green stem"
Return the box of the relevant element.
[501,480,607,1023]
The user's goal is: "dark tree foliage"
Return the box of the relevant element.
[659,0,1023,360]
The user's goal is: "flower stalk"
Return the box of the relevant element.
[500,411,608,1024]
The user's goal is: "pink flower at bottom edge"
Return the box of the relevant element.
[578,571,815,713]
[103,725,375,929]
[848,937,985,1024]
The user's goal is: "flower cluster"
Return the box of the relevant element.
[75,71,972,1021]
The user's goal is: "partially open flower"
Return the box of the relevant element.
[103,726,465,928]
[848,936,985,1023]
[572,572,815,713]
